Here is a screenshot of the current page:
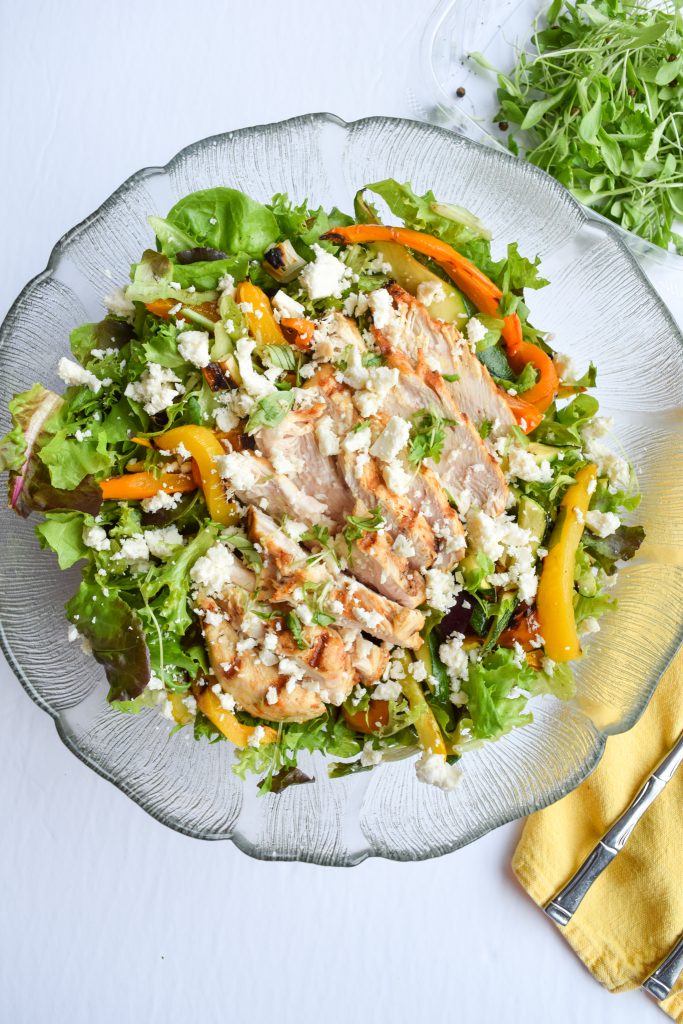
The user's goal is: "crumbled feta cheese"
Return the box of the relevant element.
[329,599,344,616]
[410,660,428,682]
[424,568,460,613]
[147,672,165,691]
[103,286,135,320]
[392,534,416,559]
[368,288,396,330]
[67,623,80,643]
[73,428,92,443]
[114,534,150,567]
[315,416,340,457]
[343,425,371,453]
[189,542,235,597]
[585,510,620,538]
[272,290,305,319]
[248,725,266,748]
[218,273,235,296]
[353,607,384,629]
[145,526,184,559]
[573,506,585,525]
[360,741,383,767]
[416,280,446,308]
[216,451,261,491]
[203,608,225,628]
[507,446,553,484]
[177,329,211,368]
[271,450,304,476]
[415,752,461,791]
[125,363,184,415]
[83,524,110,551]
[58,357,103,394]
[265,686,278,705]
[465,317,488,348]
[580,616,601,635]
[467,509,539,604]
[140,490,182,513]
[282,519,308,542]
[300,244,352,301]
[236,637,258,654]
[234,336,276,398]
[542,657,556,675]
[439,633,469,695]
[554,351,581,381]
[373,678,403,701]
[352,366,400,417]
[381,459,412,496]
[369,415,410,463]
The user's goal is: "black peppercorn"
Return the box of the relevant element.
[498,121,509,131]
[456,86,466,98]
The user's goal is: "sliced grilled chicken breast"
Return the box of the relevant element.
[378,283,515,435]
[199,593,326,723]
[248,507,425,648]
[377,347,508,516]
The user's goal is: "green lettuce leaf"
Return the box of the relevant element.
[582,524,645,575]
[69,319,133,363]
[66,581,151,700]
[462,648,536,740]
[360,179,492,247]
[35,511,89,569]
[164,187,279,259]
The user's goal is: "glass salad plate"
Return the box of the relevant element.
[1,113,682,865]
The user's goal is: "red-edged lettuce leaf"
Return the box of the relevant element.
[66,582,151,700]
[0,384,63,511]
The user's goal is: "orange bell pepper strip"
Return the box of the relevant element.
[536,463,598,662]
[504,393,544,433]
[323,223,559,414]
[280,316,315,352]
[100,471,196,501]
[195,687,278,748]
[157,425,238,526]
[234,281,287,347]
[342,699,390,735]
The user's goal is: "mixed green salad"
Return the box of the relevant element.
[0,179,643,793]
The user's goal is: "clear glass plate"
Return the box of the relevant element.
[1,114,682,865]
[421,0,683,270]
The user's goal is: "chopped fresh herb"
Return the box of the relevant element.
[286,611,309,649]
[408,410,456,465]
[302,523,339,567]
[442,372,461,382]
[342,505,386,555]
[362,352,385,367]
[245,390,295,433]
[479,419,493,439]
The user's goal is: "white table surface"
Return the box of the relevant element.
[1,2,680,1022]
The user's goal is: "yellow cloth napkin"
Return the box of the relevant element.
[513,648,683,1020]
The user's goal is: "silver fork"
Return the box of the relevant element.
[543,730,683,997]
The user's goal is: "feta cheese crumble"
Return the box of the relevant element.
[416,280,446,308]
[177,329,211,368]
[189,543,235,597]
[58,358,103,394]
[585,510,620,538]
[370,415,410,463]
[83,524,110,551]
[300,244,352,301]
[124,363,184,415]
[415,752,461,791]
[507,446,553,484]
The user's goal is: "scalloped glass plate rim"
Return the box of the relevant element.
[0,112,681,865]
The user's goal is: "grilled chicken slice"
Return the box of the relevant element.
[247,507,425,648]
[337,449,437,570]
[219,450,328,524]
[406,464,466,570]
[275,625,356,705]
[313,310,366,362]
[256,405,354,524]
[198,594,326,723]
[377,347,508,516]
[378,284,515,435]
[346,511,426,609]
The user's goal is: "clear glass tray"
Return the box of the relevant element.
[421,0,683,270]
[1,114,682,864]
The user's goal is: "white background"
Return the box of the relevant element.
[1,2,680,1022]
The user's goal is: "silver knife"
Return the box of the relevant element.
[544,730,683,927]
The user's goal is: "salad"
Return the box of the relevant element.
[0,179,644,793]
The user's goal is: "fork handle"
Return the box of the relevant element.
[642,933,683,1001]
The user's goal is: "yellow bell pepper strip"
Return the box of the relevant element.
[322,223,559,415]
[395,651,447,756]
[157,425,238,526]
[536,463,598,662]
[130,435,153,449]
[168,691,194,726]
[195,686,278,748]
[100,471,196,501]
[234,281,287,347]
[280,316,315,352]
